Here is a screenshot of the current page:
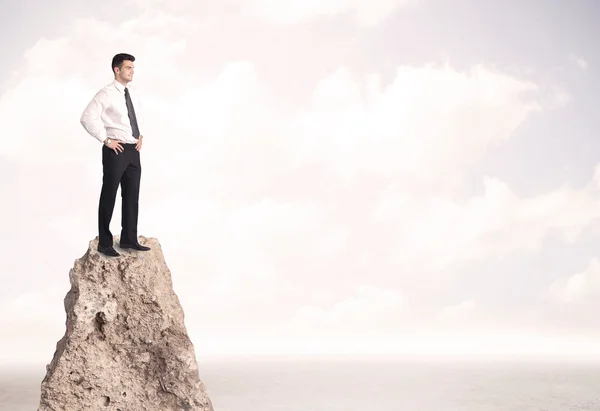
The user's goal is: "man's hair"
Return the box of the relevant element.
[111,53,135,75]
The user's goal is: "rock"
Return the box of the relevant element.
[38,236,214,411]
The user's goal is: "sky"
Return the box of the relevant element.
[2,0,600,364]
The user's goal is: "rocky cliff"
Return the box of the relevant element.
[38,236,214,411]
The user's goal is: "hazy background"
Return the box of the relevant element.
[2,0,600,367]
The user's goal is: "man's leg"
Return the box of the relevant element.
[98,145,128,247]
[120,148,141,245]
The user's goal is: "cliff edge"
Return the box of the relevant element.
[38,236,214,411]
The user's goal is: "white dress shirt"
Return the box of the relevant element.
[80,79,145,144]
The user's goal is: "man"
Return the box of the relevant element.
[80,53,151,257]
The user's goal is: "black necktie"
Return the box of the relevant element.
[124,87,140,139]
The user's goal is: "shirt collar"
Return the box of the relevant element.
[112,79,127,93]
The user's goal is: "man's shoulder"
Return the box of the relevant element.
[90,82,119,101]
[99,81,119,92]
[91,84,111,96]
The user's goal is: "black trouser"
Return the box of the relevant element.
[98,143,141,247]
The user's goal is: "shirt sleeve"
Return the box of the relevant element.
[80,90,109,144]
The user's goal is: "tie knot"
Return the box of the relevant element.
[124,87,129,94]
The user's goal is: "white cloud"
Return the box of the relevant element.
[0,289,66,364]
[140,194,352,336]
[283,64,540,181]
[440,299,476,319]
[241,0,417,26]
[550,257,600,304]
[2,15,542,185]
[378,166,600,269]
[126,0,416,27]
[279,291,487,340]
[280,285,404,336]
[0,12,196,161]
[1,6,596,358]
[569,54,589,70]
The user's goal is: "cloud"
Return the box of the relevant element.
[280,290,484,340]
[550,257,600,304]
[0,20,553,278]
[0,6,595,357]
[0,288,67,364]
[569,54,589,70]
[547,87,571,108]
[377,166,600,269]
[241,0,417,26]
[0,289,64,328]
[280,284,404,337]
[2,12,543,187]
[282,64,541,181]
[125,0,417,27]
[439,299,476,320]
[0,12,196,162]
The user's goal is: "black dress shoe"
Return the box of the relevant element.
[119,242,151,251]
[98,245,120,257]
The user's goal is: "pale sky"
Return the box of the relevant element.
[2,0,600,364]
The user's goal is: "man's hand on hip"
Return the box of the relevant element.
[106,139,124,155]
[136,135,143,151]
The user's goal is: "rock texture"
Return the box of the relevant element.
[38,236,214,411]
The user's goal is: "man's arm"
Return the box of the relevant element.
[80,91,109,144]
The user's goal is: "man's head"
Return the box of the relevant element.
[112,53,135,85]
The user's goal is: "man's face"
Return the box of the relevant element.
[116,60,134,82]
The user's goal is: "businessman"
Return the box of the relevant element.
[80,53,150,257]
